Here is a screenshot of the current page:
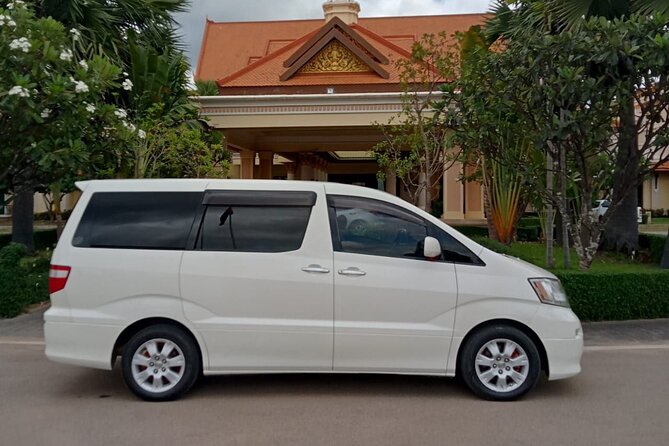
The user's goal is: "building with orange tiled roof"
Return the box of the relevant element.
[195,0,488,221]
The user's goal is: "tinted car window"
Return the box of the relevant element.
[199,205,312,253]
[328,196,427,259]
[73,192,202,249]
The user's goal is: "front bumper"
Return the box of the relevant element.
[531,305,583,380]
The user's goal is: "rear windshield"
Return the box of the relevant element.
[73,192,203,250]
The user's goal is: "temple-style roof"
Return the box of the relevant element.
[196,13,488,95]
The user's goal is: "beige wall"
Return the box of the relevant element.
[643,172,669,211]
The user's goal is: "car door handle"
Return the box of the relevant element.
[301,265,330,274]
[338,267,366,276]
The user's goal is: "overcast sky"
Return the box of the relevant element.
[174,0,493,69]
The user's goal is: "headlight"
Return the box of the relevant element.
[529,278,569,307]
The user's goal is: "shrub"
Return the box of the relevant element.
[0,243,29,318]
[639,233,666,264]
[0,228,57,250]
[651,208,665,218]
[452,225,489,238]
[555,271,669,321]
[0,243,50,318]
[517,216,541,241]
[470,236,512,255]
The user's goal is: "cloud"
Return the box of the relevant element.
[175,0,492,68]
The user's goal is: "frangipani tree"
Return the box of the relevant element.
[0,1,138,249]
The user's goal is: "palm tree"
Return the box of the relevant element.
[485,0,669,254]
[35,0,189,62]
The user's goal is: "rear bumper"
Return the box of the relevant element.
[44,321,122,370]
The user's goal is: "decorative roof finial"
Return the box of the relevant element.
[322,0,360,25]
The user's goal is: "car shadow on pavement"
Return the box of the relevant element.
[50,366,579,402]
[193,373,471,399]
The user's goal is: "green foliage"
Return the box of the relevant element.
[0,2,133,190]
[34,0,189,64]
[516,216,542,242]
[137,124,230,179]
[470,235,512,254]
[556,271,669,321]
[455,11,669,267]
[639,233,666,264]
[453,226,489,238]
[0,229,57,250]
[373,32,459,210]
[195,79,219,96]
[126,43,197,126]
[0,243,49,318]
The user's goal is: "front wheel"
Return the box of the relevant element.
[121,324,201,401]
[460,325,541,401]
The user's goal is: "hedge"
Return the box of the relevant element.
[453,225,489,238]
[556,271,669,321]
[0,228,58,251]
[0,243,50,318]
[639,233,666,264]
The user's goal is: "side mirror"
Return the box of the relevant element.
[423,236,441,259]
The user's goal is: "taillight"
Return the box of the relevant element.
[49,265,71,294]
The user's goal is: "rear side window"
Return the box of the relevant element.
[73,192,202,250]
[196,190,316,253]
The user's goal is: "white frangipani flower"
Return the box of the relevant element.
[70,28,81,40]
[59,49,73,61]
[8,19,16,27]
[8,86,30,97]
[41,108,51,118]
[73,80,89,93]
[123,121,136,133]
[138,129,146,139]
[9,37,31,53]
[114,108,128,119]
[8,1,26,9]
[122,79,133,91]
[79,60,88,71]
[85,103,96,113]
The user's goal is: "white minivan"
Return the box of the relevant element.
[45,179,582,401]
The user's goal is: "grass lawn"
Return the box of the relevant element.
[650,217,669,224]
[473,238,664,273]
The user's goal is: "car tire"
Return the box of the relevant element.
[459,325,541,401]
[121,324,201,401]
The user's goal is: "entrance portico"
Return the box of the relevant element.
[195,1,487,221]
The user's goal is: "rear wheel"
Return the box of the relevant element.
[460,325,541,401]
[121,324,201,401]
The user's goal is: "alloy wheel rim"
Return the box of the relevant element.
[474,338,529,393]
[131,338,186,393]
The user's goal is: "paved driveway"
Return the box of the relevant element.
[1,308,668,446]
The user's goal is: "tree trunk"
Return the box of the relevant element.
[559,144,571,269]
[601,96,639,254]
[483,172,499,241]
[545,151,555,268]
[11,185,35,253]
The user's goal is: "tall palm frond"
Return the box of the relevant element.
[35,0,190,60]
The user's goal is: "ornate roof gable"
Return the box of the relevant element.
[280,16,390,81]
